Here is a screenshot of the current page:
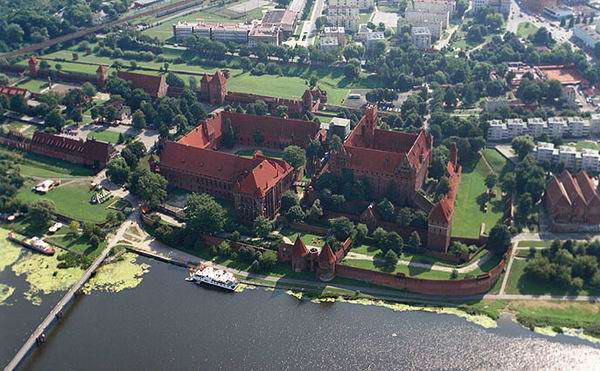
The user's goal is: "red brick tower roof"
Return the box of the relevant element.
[117,71,166,97]
[212,70,227,86]
[97,65,109,74]
[235,155,293,197]
[291,236,309,258]
[318,243,337,267]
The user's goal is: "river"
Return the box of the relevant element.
[2,255,600,370]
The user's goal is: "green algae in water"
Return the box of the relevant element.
[310,297,497,329]
[0,228,22,272]
[83,252,150,294]
[0,283,15,305]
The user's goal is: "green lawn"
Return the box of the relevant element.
[16,182,115,223]
[45,229,106,257]
[572,140,600,152]
[235,148,284,159]
[516,22,538,39]
[359,11,373,24]
[14,78,49,93]
[451,150,508,238]
[87,129,123,144]
[279,228,326,247]
[341,258,458,280]
[517,240,552,248]
[0,144,94,178]
[505,259,600,296]
[0,121,37,138]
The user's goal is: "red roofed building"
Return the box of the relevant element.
[29,132,115,170]
[0,86,30,99]
[544,170,600,229]
[329,105,433,205]
[199,71,227,105]
[117,71,168,98]
[427,143,462,252]
[317,243,337,281]
[96,65,109,85]
[290,236,311,271]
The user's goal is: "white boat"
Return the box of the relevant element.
[186,264,238,291]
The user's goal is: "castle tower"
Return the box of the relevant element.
[28,56,39,77]
[302,89,313,112]
[96,65,109,86]
[317,243,337,281]
[361,105,377,147]
[209,70,228,105]
[291,235,309,272]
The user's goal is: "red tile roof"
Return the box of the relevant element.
[574,171,597,204]
[235,156,292,197]
[291,236,309,258]
[0,86,29,97]
[31,132,113,164]
[117,71,167,97]
[318,243,337,266]
[97,65,109,74]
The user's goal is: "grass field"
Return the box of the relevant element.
[451,149,510,238]
[279,228,326,247]
[572,140,600,152]
[517,240,552,248]
[16,182,114,223]
[516,22,538,39]
[0,121,37,138]
[0,144,94,178]
[340,258,459,280]
[87,129,123,144]
[46,229,107,257]
[14,78,49,93]
[505,259,600,296]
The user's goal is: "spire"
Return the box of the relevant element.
[291,235,309,258]
[318,243,337,267]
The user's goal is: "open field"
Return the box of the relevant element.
[14,78,49,93]
[516,22,538,39]
[517,240,553,248]
[505,258,600,296]
[451,149,510,238]
[279,228,326,247]
[16,181,114,224]
[0,144,94,178]
[0,121,38,138]
[87,129,123,144]
[46,229,107,257]
[572,140,600,152]
[340,258,460,280]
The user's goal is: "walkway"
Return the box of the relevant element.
[4,216,132,371]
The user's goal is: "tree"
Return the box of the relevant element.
[45,109,65,131]
[69,220,80,236]
[106,157,131,185]
[129,168,167,208]
[511,135,535,160]
[328,217,355,241]
[488,224,511,255]
[9,94,27,113]
[281,190,298,213]
[185,193,228,235]
[572,255,598,282]
[385,232,404,254]
[166,72,185,88]
[307,199,323,222]
[485,174,497,190]
[254,100,268,115]
[259,250,277,270]
[444,88,458,109]
[28,200,56,229]
[356,223,369,243]
[407,231,421,251]
[253,215,273,238]
[382,249,399,269]
[436,176,451,197]
[286,205,305,223]
[81,82,97,98]
[377,198,395,222]
[283,145,306,170]
[132,110,146,130]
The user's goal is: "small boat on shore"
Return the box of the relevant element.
[7,232,55,255]
[186,264,238,291]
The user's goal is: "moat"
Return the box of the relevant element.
[2,256,600,370]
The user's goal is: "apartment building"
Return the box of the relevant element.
[323,26,347,45]
[365,31,385,53]
[328,0,375,11]
[173,22,251,43]
[487,120,506,141]
[405,9,449,28]
[527,117,547,138]
[399,17,443,38]
[320,36,340,51]
[411,0,456,18]
[593,114,600,135]
[506,118,527,138]
[327,6,360,31]
[547,116,568,138]
[248,25,282,46]
[411,26,432,49]
[487,117,598,142]
[534,142,600,173]
[567,117,591,138]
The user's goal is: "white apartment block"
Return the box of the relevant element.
[534,142,600,173]
[248,25,281,46]
[405,9,449,28]
[327,7,360,31]
[487,116,597,142]
[411,26,432,49]
[592,114,600,135]
[472,0,510,15]
[323,26,347,45]
[365,31,385,52]
[398,17,443,38]
[173,22,251,43]
[328,0,374,11]
[320,36,340,51]
[573,22,600,49]
[411,0,455,18]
